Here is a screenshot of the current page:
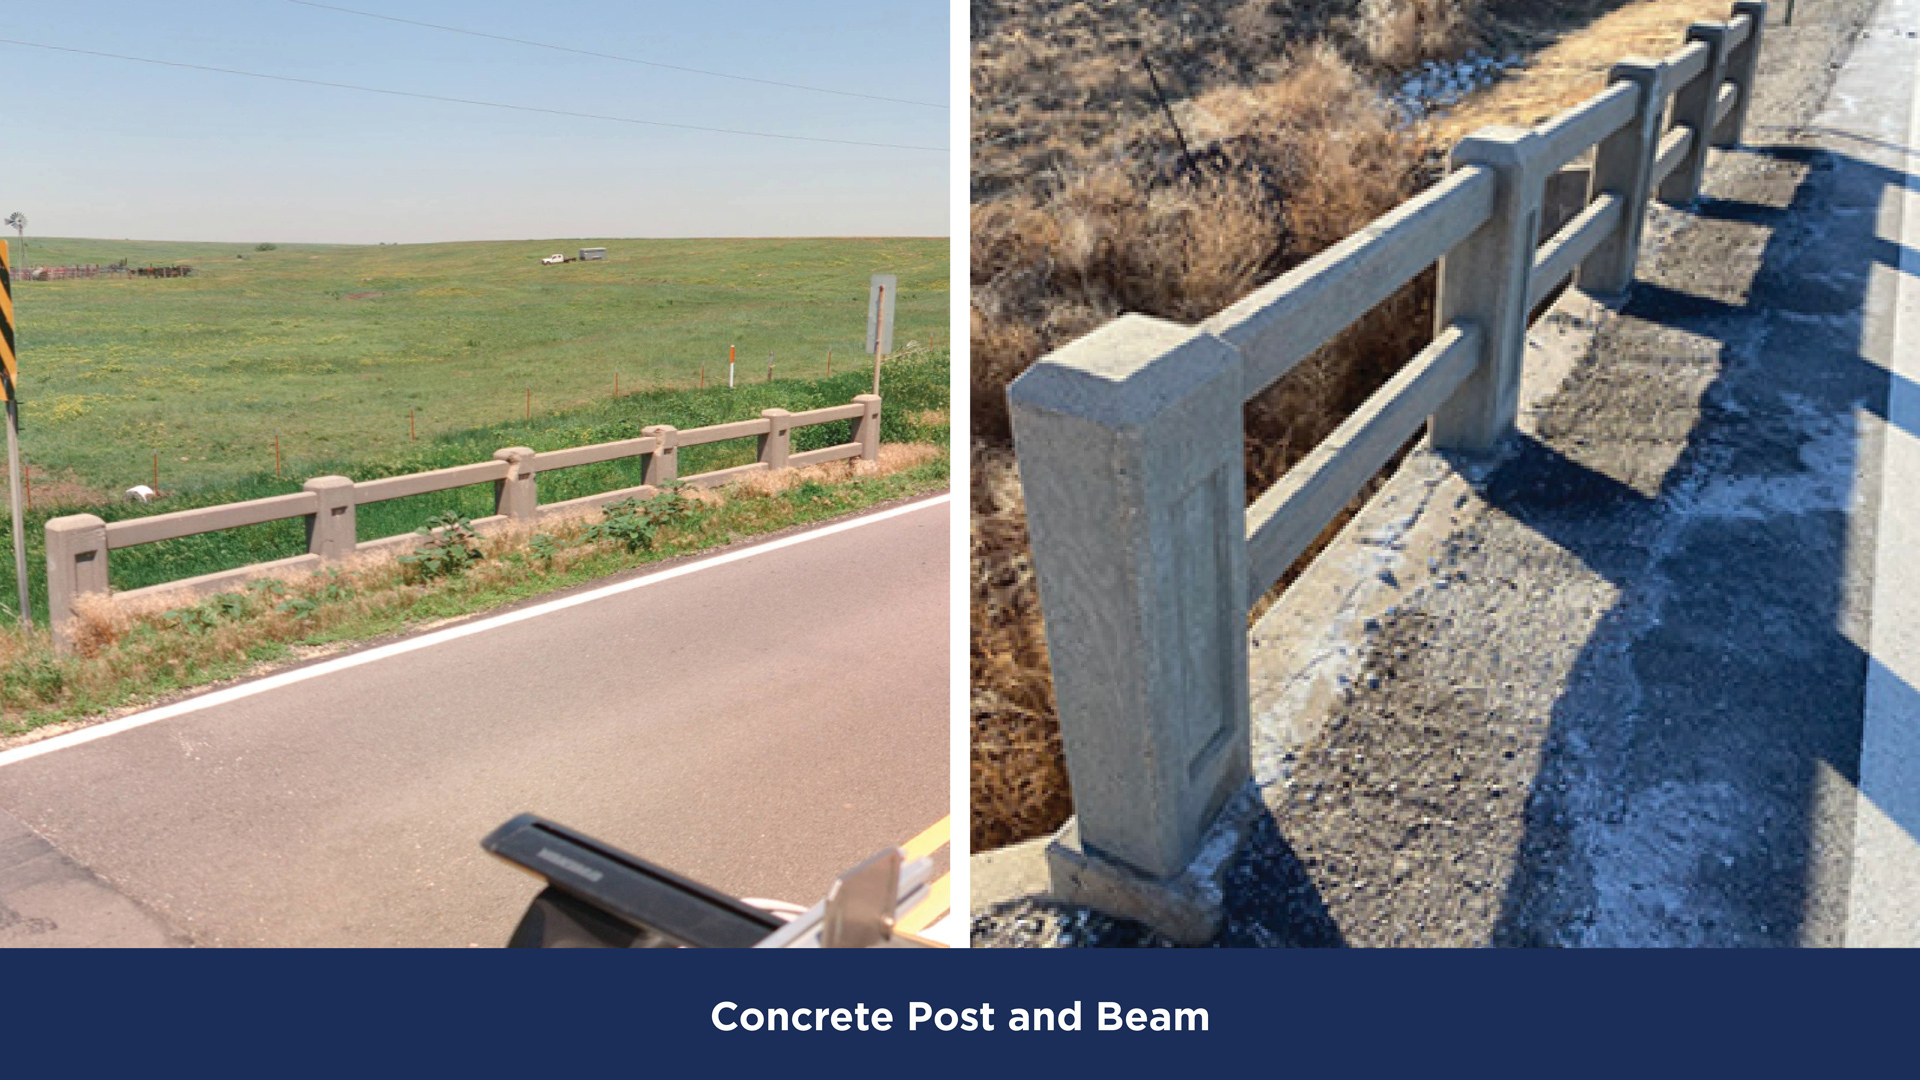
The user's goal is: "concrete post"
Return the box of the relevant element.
[1719,4,1768,148]
[1431,127,1547,453]
[642,425,677,486]
[1578,59,1669,298]
[493,447,537,520]
[45,513,108,653]
[1659,23,1732,205]
[303,476,357,562]
[851,394,882,463]
[1007,314,1255,942]
[758,409,792,471]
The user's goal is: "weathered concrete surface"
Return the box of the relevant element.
[974,0,1907,947]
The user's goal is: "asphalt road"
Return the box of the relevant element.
[0,495,950,947]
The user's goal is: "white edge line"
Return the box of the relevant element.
[0,493,951,770]
[1847,2,1920,947]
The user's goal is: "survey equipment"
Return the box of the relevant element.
[482,813,948,948]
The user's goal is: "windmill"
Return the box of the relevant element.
[4,212,24,271]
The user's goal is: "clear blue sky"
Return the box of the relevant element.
[0,1,949,243]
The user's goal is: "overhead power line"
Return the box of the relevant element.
[0,38,946,152]
[283,0,947,111]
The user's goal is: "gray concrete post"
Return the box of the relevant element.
[1578,60,1669,298]
[758,409,792,471]
[44,513,108,652]
[1719,3,1768,148]
[642,425,677,486]
[493,447,537,520]
[851,394,881,463]
[1431,127,1548,453]
[1008,315,1254,940]
[1659,23,1732,205]
[303,476,357,562]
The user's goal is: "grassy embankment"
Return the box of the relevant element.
[0,353,949,737]
[970,0,1739,849]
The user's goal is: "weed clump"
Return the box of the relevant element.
[399,512,485,582]
[584,485,697,554]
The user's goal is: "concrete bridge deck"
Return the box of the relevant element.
[974,0,1920,947]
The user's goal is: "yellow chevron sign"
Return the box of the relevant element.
[0,241,14,402]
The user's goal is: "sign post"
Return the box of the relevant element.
[867,274,896,397]
[1,241,27,626]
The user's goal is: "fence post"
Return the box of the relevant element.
[1578,59,1669,298]
[642,425,678,485]
[493,447,537,520]
[758,409,792,471]
[303,476,357,561]
[851,394,882,463]
[1431,127,1547,453]
[1719,3,1768,147]
[1007,315,1254,944]
[45,513,108,653]
[1659,23,1732,205]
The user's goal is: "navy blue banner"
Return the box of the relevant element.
[5,949,1907,1074]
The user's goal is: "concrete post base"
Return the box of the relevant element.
[1043,785,1262,946]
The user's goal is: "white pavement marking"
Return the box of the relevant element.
[1848,0,1920,947]
[0,493,951,771]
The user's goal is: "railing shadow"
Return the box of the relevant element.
[1479,136,1915,945]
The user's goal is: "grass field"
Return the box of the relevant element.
[8,234,947,496]
[0,352,948,625]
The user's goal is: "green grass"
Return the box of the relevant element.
[0,352,949,624]
[8,235,947,492]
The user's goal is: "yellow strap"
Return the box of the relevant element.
[900,815,950,863]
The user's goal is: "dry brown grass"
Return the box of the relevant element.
[1362,0,1479,70]
[970,0,1738,852]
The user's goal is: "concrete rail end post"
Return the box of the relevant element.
[45,513,108,653]
[302,475,357,561]
[1009,314,1253,894]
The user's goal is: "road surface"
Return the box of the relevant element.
[0,495,949,947]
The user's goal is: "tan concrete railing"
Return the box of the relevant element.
[1006,3,1769,941]
[44,393,881,648]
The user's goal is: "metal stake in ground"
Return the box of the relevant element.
[872,285,885,396]
[1143,54,1198,179]
[0,240,25,625]
[729,344,736,389]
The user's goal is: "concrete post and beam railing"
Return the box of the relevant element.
[1007,3,1770,942]
[44,393,882,648]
